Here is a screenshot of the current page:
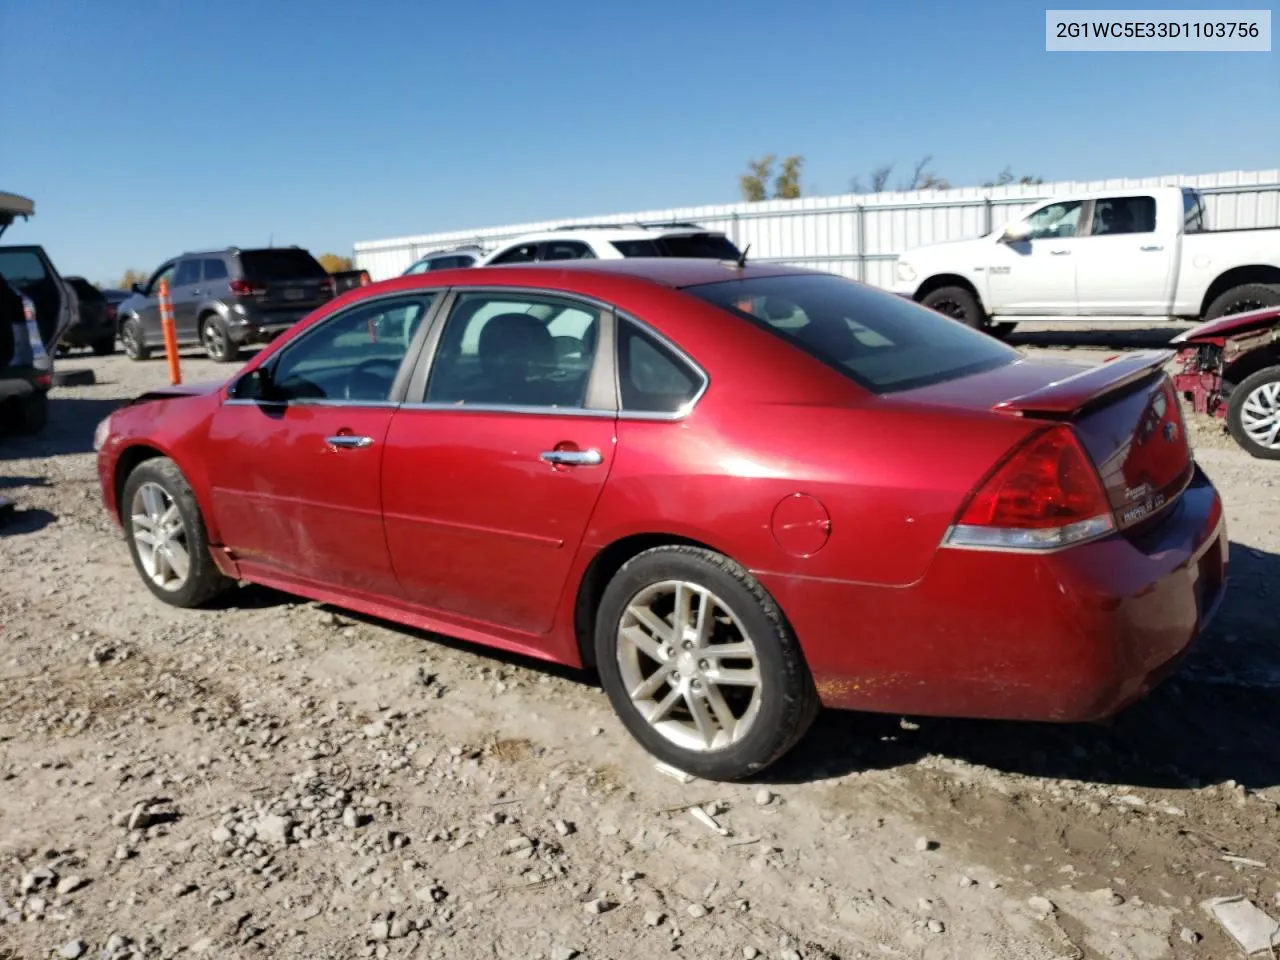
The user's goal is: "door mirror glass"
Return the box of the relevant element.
[1001,222,1031,244]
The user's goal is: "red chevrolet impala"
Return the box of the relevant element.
[95,260,1228,780]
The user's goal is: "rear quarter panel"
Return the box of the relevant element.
[1176,229,1280,314]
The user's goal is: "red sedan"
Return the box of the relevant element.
[95,260,1228,780]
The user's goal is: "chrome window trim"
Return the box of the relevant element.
[223,398,401,410]
[612,311,710,422]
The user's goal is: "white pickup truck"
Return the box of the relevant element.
[892,185,1280,335]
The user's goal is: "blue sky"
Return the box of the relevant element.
[2,0,1276,284]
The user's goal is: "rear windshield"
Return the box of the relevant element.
[239,249,327,282]
[684,273,1018,394]
[612,234,742,260]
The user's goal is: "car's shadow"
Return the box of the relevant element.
[766,540,1280,791]
[1007,326,1188,351]
[0,397,127,459]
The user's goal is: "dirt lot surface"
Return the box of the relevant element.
[2,325,1279,960]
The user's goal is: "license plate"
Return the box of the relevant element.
[282,288,305,301]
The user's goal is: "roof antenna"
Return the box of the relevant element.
[736,243,751,268]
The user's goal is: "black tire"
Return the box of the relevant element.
[121,318,150,361]
[91,337,116,357]
[1226,365,1280,460]
[15,391,48,435]
[594,545,819,781]
[921,285,986,330]
[121,456,233,608]
[1204,283,1280,322]
[200,315,240,363]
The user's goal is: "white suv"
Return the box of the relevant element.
[478,222,741,266]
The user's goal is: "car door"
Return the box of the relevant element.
[1072,194,1175,315]
[138,261,177,345]
[985,199,1084,315]
[170,258,203,341]
[203,291,442,595]
[380,288,616,635]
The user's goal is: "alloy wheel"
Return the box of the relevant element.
[615,580,763,753]
[129,482,191,591]
[1240,379,1280,451]
[203,320,227,360]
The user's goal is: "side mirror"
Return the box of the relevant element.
[231,366,274,402]
[1001,222,1031,244]
[131,283,144,295]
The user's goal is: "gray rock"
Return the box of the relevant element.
[927,919,945,933]
[585,898,616,915]
[551,949,579,960]
[128,803,155,831]
[20,866,56,892]
[105,934,130,951]
[1090,888,1124,906]
[755,789,774,806]
[644,910,666,927]
[1179,927,1201,944]
[1028,896,1056,916]
[914,837,937,852]
[958,875,977,888]
[686,903,708,919]
[503,835,534,854]
[363,721,389,739]
[554,819,576,837]
[781,951,802,960]
[58,940,86,959]
[342,806,360,829]
[389,918,410,939]
[743,949,760,960]
[55,876,86,896]
[370,919,390,941]
[210,826,233,844]
[256,814,294,846]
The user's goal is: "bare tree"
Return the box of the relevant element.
[983,167,1045,187]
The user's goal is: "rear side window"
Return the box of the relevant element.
[0,250,49,286]
[612,239,662,258]
[239,248,328,281]
[174,260,202,286]
[542,241,596,261]
[685,273,1017,394]
[618,321,703,414]
[1091,196,1157,236]
[203,259,229,281]
[1183,192,1206,233]
[655,233,741,259]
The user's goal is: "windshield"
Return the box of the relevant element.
[684,273,1018,394]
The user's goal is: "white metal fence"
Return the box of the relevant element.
[353,168,1280,286]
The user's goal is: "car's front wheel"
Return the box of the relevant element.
[120,319,150,361]
[1227,365,1280,460]
[201,315,240,363]
[122,457,233,607]
[594,546,819,781]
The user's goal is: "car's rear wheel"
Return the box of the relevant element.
[1204,283,1280,321]
[121,319,150,361]
[594,545,819,781]
[201,315,240,363]
[122,457,233,608]
[91,337,116,356]
[1227,365,1280,460]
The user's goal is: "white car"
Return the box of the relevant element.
[477,222,741,266]
[893,185,1280,335]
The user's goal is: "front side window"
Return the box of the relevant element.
[1021,200,1084,240]
[618,320,703,414]
[654,233,741,259]
[541,241,596,261]
[145,262,177,296]
[174,260,202,287]
[685,273,1017,394]
[1091,196,1157,236]
[254,294,436,403]
[489,243,539,265]
[425,292,601,408]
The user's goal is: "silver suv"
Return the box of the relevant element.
[402,245,486,275]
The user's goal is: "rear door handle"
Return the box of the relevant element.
[540,448,602,466]
[1139,245,1163,252]
[1049,250,1071,256]
[327,435,374,449]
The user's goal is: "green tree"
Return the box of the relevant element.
[740,154,805,202]
[773,155,804,199]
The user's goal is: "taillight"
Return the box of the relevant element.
[229,279,267,296]
[34,372,52,388]
[944,425,1115,551]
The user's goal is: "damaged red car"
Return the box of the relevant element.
[1170,305,1280,459]
[94,260,1229,780]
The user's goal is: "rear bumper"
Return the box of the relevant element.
[227,304,317,344]
[761,468,1227,722]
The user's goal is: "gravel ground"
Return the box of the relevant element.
[2,328,1278,960]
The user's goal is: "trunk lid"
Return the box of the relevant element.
[902,351,1193,533]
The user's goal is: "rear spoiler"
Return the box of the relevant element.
[0,192,35,239]
[993,350,1174,417]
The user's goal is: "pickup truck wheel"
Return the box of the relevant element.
[121,319,150,361]
[201,315,240,363]
[921,286,985,329]
[1205,284,1280,322]
[1227,365,1280,460]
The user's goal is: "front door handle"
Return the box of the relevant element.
[540,448,602,466]
[327,435,374,449]
[1049,250,1071,256]
[1139,245,1163,252]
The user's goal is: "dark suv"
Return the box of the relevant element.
[117,247,335,363]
